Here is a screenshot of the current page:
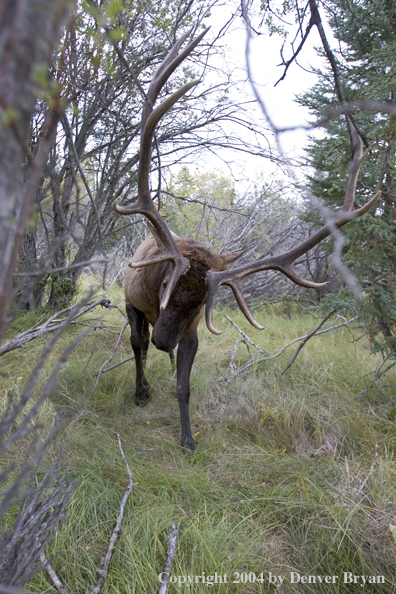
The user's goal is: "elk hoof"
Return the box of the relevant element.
[180,437,195,452]
[135,384,150,406]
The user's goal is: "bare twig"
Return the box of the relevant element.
[281,309,336,374]
[13,259,109,277]
[41,435,136,594]
[95,321,129,385]
[241,0,375,301]
[90,434,136,594]
[40,554,70,594]
[226,310,357,365]
[104,302,128,320]
[225,315,270,356]
[62,115,103,245]
[358,444,379,495]
[99,355,135,375]
[229,338,247,375]
[158,524,180,594]
[357,357,396,399]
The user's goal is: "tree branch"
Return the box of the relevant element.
[158,524,180,594]
[41,435,137,594]
[281,309,336,374]
[0,297,112,356]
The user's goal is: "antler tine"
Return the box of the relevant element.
[205,271,225,335]
[205,191,380,334]
[113,29,209,310]
[283,190,379,263]
[147,28,209,109]
[205,273,265,335]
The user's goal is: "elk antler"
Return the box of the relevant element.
[113,28,209,310]
[206,125,379,334]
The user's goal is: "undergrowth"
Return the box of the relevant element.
[1,289,396,593]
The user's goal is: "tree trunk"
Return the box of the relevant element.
[0,0,76,341]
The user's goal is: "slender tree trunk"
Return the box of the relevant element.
[0,0,76,341]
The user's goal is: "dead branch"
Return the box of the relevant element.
[241,0,377,301]
[225,315,270,356]
[357,357,396,399]
[281,309,336,374]
[40,555,70,594]
[13,259,109,278]
[0,416,79,587]
[0,302,94,526]
[61,115,103,245]
[158,524,180,594]
[104,302,128,321]
[41,435,136,594]
[229,338,249,375]
[90,434,136,594]
[95,321,129,385]
[358,444,379,495]
[226,311,358,370]
[0,586,33,594]
[275,9,318,86]
[99,355,135,375]
[0,297,111,356]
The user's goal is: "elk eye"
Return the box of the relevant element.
[163,280,167,288]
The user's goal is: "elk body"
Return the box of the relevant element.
[113,30,378,451]
[124,232,241,450]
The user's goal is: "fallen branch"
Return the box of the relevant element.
[42,434,137,594]
[0,297,112,356]
[281,309,336,375]
[269,314,358,362]
[158,524,180,594]
[225,315,270,356]
[357,357,396,399]
[90,434,136,594]
[229,338,248,375]
[358,444,379,495]
[225,311,358,376]
[99,355,135,375]
[95,321,129,385]
[40,555,70,594]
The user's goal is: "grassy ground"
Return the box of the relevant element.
[2,288,396,593]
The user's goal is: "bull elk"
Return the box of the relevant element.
[113,29,378,451]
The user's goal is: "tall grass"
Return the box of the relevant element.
[2,290,396,593]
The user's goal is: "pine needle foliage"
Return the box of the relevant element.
[298,0,396,356]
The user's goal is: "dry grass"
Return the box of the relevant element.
[2,290,396,593]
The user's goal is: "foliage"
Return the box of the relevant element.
[165,167,237,247]
[163,167,321,307]
[297,0,396,355]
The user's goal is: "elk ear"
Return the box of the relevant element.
[219,250,244,270]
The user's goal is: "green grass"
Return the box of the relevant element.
[2,290,396,593]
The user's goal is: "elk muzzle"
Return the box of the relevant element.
[151,322,179,353]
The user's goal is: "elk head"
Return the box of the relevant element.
[147,233,242,352]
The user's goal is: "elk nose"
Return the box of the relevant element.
[151,334,173,353]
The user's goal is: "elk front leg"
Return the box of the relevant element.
[176,329,198,451]
[126,303,150,406]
